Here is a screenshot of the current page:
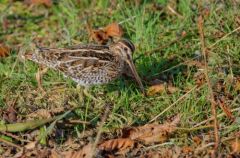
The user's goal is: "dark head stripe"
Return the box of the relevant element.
[119,39,135,52]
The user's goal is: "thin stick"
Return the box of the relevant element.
[193,107,240,128]
[145,142,174,150]
[0,131,30,143]
[176,125,214,132]
[0,137,22,150]
[209,26,240,49]
[195,142,215,153]
[92,105,111,158]
[149,85,197,123]
[67,119,90,124]
[197,15,219,152]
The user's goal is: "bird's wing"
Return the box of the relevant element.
[31,45,121,85]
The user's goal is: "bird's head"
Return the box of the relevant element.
[110,39,145,95]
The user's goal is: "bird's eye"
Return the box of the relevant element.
[126,53,131,60]
[124,47,128,51]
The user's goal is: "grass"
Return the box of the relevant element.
[0,0,240,155]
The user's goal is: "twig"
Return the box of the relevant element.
[195,142,215,153]
[193,107,240,128]
[92,105,111,158]
[209,26,240,49]
[176,125,214,132]
[145,142,174,150]
[67,119,90,124]
[149,85,197,123]
[166,5,183,19]
[0,137,22,150]
[227,46,234,80]
[0,131,29,143]
[197,15,219,153]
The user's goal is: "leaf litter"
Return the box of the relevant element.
[87,22,124,44]
[0,44,10,58]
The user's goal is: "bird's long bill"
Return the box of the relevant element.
[126,60,145,95]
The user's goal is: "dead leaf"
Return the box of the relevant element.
[51,107,65,114]
[50,150,59,158]
[99,138,134,152]
[2,106,17,123]
[192,136,202,145]
[50,143,94,158]
[194,71,205,87]
[27,109,51,119]
[147,83,179,96]
[24,0,52,7]
[25,141,37,150]
[230,138,240,154]
[141,151,161,158]
[185,60,205,69]
[91,29,109,44]
[123,115,180,144]
[0,44,10,58]
[88,22,124,44]
[182,146,193,154]
[217,96,235,121]
[103,22,123,38]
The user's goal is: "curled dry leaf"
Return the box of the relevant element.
[27,109,51,119]
[147,83,179,96]
[123,115,180,144]
[25,141,37,150]
[89,22,123,44]
[0,44,10,58]
[104,22,124,38]
[217,96,235,121]
[50,143,94,158]
[98,138,134,152]
[24,0,52,7]
[2,106,17,123]
[194,71,205,87]
[91,29,109,44]
[230,138,240,154]
[181,146,193,154]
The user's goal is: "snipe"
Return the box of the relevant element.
[26,39,145,94]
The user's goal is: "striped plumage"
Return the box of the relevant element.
[29,39,145,93]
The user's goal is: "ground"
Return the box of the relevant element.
[0,0,240,157]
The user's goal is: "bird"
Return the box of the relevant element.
[26,39,145,97]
